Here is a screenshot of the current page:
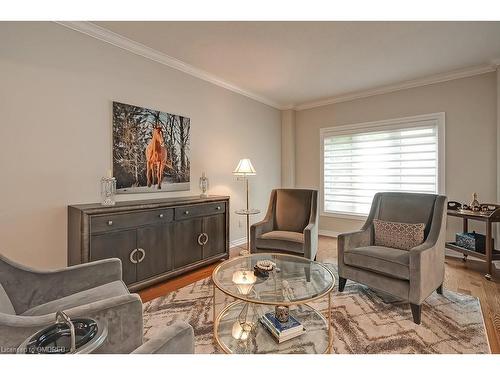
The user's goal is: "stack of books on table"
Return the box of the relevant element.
[260,311,305,343]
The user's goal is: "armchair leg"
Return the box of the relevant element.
[338,277,347,292]
[436,284,443,295]
[410,303,422,325]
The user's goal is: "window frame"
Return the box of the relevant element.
[319,112,446,220]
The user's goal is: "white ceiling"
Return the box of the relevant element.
[93,21,500,109]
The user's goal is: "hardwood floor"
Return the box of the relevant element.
[139,236,500,353]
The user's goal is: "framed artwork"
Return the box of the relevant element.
[112,101,190,193]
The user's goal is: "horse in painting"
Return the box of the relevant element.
[146,126,170,189]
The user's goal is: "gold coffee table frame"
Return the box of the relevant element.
[212,253,335,354]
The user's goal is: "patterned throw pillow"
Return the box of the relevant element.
[373,219,425,251]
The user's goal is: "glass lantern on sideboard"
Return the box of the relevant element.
[199,171,209,198]
[101,172,116,206]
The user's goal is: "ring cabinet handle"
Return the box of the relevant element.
[159,213,164,218]
[197,233,209,246]
[107,220,113,226]
[137,248,146,263]
[184,210,189,215]
[129,249,138,264]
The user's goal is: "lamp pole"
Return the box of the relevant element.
[245,176,250,252]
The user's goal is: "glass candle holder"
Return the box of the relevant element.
[101,176,116,206]
[199,172,209,198]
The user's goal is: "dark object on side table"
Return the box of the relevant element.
[456,231,487,253]
[447,201,462,211]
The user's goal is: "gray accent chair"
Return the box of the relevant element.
[250,189,319,261]
[337,192,447,324]
[0,254,194,354]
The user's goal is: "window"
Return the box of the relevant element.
[320,113,445,218]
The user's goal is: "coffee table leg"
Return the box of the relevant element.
[328,291,332,353]
[213,282,216,343]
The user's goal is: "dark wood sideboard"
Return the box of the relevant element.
[68,195,229,291]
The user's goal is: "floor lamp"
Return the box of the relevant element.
[233,159,259,256]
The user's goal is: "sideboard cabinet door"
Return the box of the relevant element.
[172,218,203,269]
[202,214,226,259]
[90,230,138,285]
[136,224,172,281]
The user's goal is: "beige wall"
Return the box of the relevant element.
[295,72,498,239]
[0,22,281,268]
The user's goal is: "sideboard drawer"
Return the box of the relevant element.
[91,208,173,233]
[175,202,225,220]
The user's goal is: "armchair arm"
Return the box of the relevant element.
[337,227,372,270]
[250,219,274,252]
[0,293,142,354]
[304,223,318,261]
[250,189,276,252]
[0,256,122,314]
[131,322,194,354]
[408,195,447,304]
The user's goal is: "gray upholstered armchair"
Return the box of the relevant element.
[250,189,319,261]
[0,254,194,354]
[337,192,447,324]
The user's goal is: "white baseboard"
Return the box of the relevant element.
[230,237,247,248]
[319,229,340,238]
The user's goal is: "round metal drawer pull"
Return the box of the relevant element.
[197,233,209,246]
[137,248,146,263]
[184,210,189,215]
[129,249,138,264]
[216,206,221,210]
[159,213,164,218]
[107,220,113,226]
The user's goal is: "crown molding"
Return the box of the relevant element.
[55,21,284,110]
[294,63,498,111]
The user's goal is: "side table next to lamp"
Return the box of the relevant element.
[233,158,260,256]
[235,208,260,255]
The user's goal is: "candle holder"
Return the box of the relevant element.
[101,176,116,206]
[199,172,209,198]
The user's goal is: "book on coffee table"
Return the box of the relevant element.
[260,312,305,343]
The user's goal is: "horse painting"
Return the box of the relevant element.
[146,126,171,189]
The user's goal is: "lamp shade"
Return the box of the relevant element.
[233,158,256,176]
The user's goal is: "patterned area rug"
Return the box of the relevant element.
[142,264,490,354]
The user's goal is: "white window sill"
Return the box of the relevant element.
[321,211,368,221]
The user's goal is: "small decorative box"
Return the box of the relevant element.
[456,232,486,253]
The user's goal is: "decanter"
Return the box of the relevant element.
[469,192,480,212]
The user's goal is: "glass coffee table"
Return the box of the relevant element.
[212,253,335,354]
